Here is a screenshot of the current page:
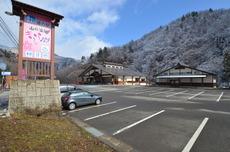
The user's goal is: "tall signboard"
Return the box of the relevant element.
[11,0,63,80]
[23,14,51,61]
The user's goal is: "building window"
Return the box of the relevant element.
[135,78,140,82]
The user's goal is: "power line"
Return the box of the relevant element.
[0,16,18,45]
[0,16,18,47]
[0,22,18,47]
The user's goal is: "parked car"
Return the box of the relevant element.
[59,84,82,96]
[61,90,102,110]
[221,82,230,89]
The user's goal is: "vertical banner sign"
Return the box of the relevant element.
[23,14,51,61]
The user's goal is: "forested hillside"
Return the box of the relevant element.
[90,9,230,83]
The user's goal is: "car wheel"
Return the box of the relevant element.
[68,103,76,110]
[95,99,101,105]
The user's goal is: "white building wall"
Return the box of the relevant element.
[118,76,123,81]
[125,76,132,81]
[117,75,147,85]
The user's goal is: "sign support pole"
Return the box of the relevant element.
[50,25,55,80]
[18,16,24,79]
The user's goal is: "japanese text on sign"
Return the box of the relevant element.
[22,15,51,60]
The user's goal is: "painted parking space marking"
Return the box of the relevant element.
[84,105,137,121]
[188,91,204,100]
[113,110,165,135]
[135,88,164,95]
[195,93,222,97]
[113,88,137,92]
[166,90,188,97]
[216,92,224,102]
[149,89,175,96]
[113,87,144,93]
[182,117,209,152]
[69,101,117,113]
[90,88,118,93]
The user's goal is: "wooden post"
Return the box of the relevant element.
[18,16,24,79]
[211,75,214,87]
[132,76,133,85]
[112,75,114,85]
[202,77,204,86]
[123,75,125,85]
[100,70,103,84]
[81,77,84,84]
[50,25,55,80]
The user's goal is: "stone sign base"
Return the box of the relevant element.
[9,80,61,114]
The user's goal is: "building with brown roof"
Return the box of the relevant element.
[79,62,146,85]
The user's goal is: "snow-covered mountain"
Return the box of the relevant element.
[92,9,230,82]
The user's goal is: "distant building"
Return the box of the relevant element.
[155,63,217,87]
[79,62,146,85]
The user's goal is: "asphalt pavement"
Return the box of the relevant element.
[69,85,230,152]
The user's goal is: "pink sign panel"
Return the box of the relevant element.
[23,14,51,60]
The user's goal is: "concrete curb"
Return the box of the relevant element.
[68,116,136,152]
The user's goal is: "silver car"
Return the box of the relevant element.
[61,91,102,110]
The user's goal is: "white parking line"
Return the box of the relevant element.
[114,89,140,93]
[113,89,132,93]
[182,117,209,152]
[113,110,165,135]
[90,89,117,93]
[135,90,152,94]
[114,87,142,92]
[188,93,221,97]
[166,90,188,97]
[216,92,224,102]
[149,89,174,96]
[188,91,204,100]
[84,105,136,121]
[68,101,117,113]
[135,89,163,95]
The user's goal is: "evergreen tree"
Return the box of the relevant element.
[165,26,169,31]
[97,48,103,62]
[209,8,213,12]
[89,53,94,60]
[88,53,95,63]
[102,47,109,61]
[181,15,186,21]
[81,56,86,64]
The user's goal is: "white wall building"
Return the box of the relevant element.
[155,63,217,87]
[79,62,147,85]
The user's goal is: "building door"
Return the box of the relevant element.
[170,79,180,87]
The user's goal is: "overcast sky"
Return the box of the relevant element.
[1,0,230,59]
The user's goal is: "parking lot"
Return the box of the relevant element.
[69,85,230,152]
